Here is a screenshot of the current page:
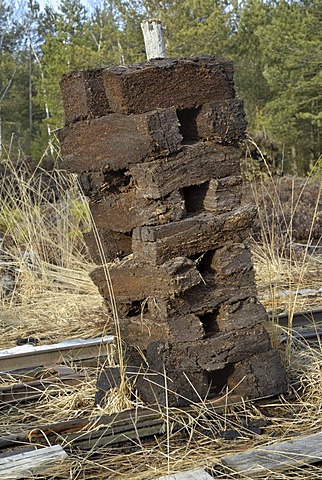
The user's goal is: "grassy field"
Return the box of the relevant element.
[1,147,322,479]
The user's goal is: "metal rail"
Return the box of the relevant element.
[270,308,322,327]
[0,336,114,372]
[269,308,322,343]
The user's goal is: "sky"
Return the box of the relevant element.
[11,0,96,19]
[37,0,95,12]
[38,0,60,9]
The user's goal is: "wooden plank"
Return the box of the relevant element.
[0,336,114,372]
[0,364,76,383]
[0,445,67,479]
[221,431,322,477]
[65,422,165,450]
[0,372,86,405]
[0,396,242,451]
[157,468,213,480]
[0,408,163,450]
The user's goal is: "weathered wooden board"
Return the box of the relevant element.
[0,445,67,479]
[90,257,201,303]
[130,143,240,200]
[103,56,235,114]
[0,364,75,383]
[157,468,214,480]
[58,108,182,173]
[65,422,165,450]
[0,408,165,451]
[0,336,114,372]
[132,205,256,265]
[60,68,110,125]
[0,372,85,405]
[89,189,185,233]
[0,397,242,451]
[221,431,322,477]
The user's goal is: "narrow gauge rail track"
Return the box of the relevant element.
[271,307,322,327]
[1,307,322,478]
[270,307,322,343]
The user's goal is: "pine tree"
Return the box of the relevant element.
[230,0,274,133]
[258,0,321,173]
[88,1,125,66]
[34,0,94,146]
[0,0,26,155]
[1,0,320,172]
[33,0,126,154]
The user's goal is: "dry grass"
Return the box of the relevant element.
[1,144,322,479]
[19,358,322,479]
[0,147,110,348]
[243,142,322,359]
[27,338,322,479]
[0,372,97,435]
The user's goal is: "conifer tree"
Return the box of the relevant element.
[258,0,321,172]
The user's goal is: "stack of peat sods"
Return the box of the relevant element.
[58,56,287,406]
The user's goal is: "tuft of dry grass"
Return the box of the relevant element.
[243,141,322,359]
[0,148,110,348]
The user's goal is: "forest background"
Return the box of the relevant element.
[0,0,321,175]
